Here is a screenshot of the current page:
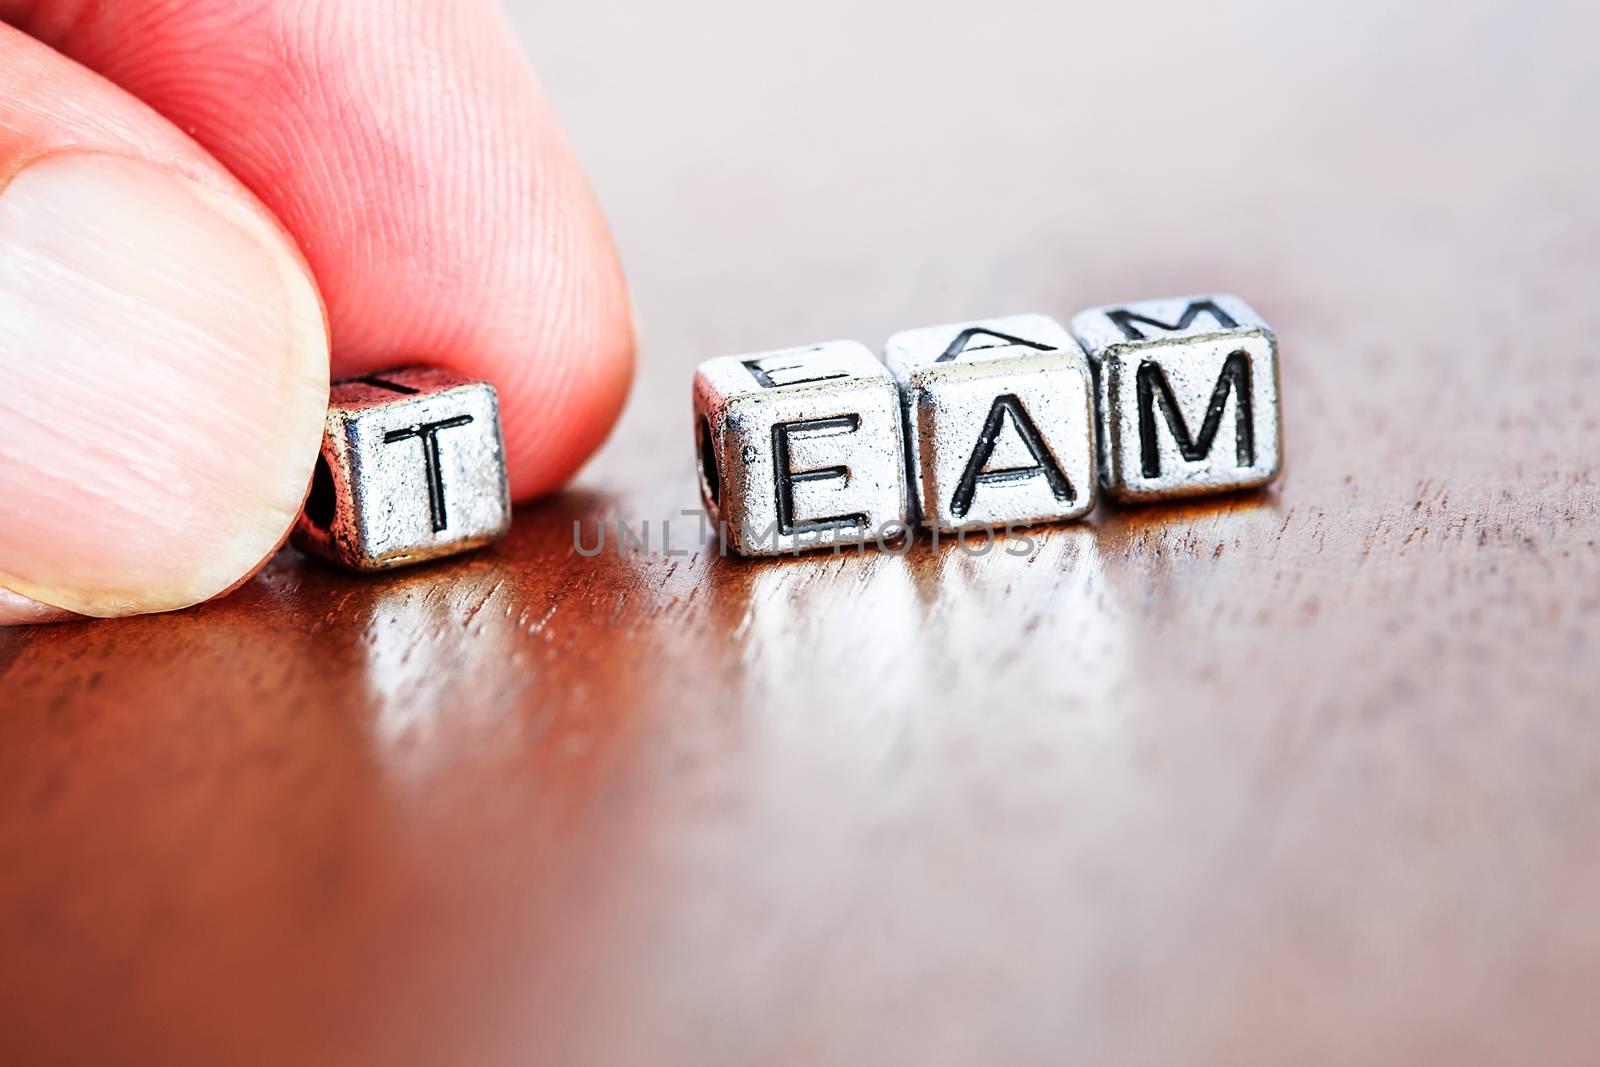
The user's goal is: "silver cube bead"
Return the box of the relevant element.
[1070,294,1283,502]
[693,341,909,556]
[883,313,1097,532]
[293,366,511,571]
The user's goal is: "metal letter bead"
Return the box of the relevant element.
[883,313,1097,532]
[292,366,511,571]
[1069,294,1283,502]
[693,341,909,556]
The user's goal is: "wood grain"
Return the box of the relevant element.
[4,2,1600,1063]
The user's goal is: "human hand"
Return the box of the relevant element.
[0,0,633,623]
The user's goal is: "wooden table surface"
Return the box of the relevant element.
[4,2,1599,1063]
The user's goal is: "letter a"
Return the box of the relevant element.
[950,395,1074,518]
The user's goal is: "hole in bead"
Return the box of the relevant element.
[696,415,720,506]
[306,452,336,529]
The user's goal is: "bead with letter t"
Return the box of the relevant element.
[1070,294,1282,502]
[693,341,909,556]
[884,313,1096,532]
[293,366,511,570]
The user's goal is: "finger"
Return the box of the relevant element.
[0,24,329,621]
[5,0,635,501]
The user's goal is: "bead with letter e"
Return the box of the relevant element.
[693,342,908,556]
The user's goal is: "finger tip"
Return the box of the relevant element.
[505,274,635,500]
[0,585,78,626]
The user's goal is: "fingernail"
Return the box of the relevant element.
[0,152,328,619]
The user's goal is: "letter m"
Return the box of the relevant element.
[1107,299,1237,341]
[1135,352,1254,478]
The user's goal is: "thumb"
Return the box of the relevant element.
[0,25,328,621]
